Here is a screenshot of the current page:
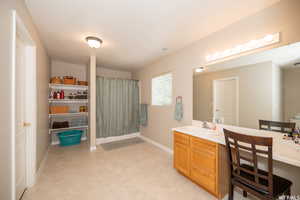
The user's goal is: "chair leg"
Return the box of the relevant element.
[243,190,247,198]
[285,188,291,200]
[229,183,234,200]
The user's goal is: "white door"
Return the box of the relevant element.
[15,35,27,199]
[213,78,238,125]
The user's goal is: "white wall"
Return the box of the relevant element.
[0,0,50,199]
[51,60,87,81]
[133,0,300,194]
[51,61,132,82]
[96,67,132,79]
[133,0,300,149]
[272,64,283,121]
[0,3,16,199]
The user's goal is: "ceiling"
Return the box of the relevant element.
[25,0,279,70]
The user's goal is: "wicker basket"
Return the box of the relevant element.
[50,106,69,114]
[77,81,88,86]
[50,77,62,84]
[79,106,87,112]
[63,76,76,85]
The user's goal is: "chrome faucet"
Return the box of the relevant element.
[202,121,209,129]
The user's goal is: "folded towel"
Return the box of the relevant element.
[174,101,183,121]
[140,104,148,126]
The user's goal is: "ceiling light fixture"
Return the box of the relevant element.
[86,36,103,48]
[195,67,205,73]
[206,32,280,62]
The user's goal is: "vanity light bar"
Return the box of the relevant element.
[195,67,205,73]
[206,32,280,62]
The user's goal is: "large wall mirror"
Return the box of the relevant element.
[193,42,300,130]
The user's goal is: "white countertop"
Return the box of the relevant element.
[172,125,300,168]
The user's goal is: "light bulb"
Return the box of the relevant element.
[204,33,279,62]
[86,36,103,48]
[195,67,205,73]
[264,34,274,42]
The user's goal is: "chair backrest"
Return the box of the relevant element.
[259,120,295,135]
[223,129,273,198]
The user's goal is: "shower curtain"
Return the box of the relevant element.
[96,77,140,138]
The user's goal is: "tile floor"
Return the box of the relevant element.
[23,138,254,200]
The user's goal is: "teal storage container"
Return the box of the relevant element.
[58,130,83,146]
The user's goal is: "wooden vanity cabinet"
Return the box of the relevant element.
[173,131,228,199]
[190,136,218,195]
[173,132,190,176]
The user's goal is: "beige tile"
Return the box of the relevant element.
[23,140,254,200]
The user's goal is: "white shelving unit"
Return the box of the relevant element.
[49,99,88,104]
[49,83,88,91]
[49,125,89,134]
[49,83,89,144]
[49,112,88,118]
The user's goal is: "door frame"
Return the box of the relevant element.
[11,10,37,199]
[213,77,239,125]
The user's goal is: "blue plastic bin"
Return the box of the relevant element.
[58,130,83,146]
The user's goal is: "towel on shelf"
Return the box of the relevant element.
[174,100,183,121]
[140,104,148,126]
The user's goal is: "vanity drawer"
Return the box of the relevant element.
[191,136,217,156]
[174,131,190,145]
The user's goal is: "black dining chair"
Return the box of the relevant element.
[259,120,295,136]
[223,128,292,200]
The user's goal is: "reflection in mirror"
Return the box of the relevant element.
[193,42,300,131]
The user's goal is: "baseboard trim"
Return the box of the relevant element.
[139,135,173,154]
[90,146,97,152]
[35,146,49,183]
[96,132,141,145]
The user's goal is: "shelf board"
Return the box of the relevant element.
[49,112,88,117]
[49,99,88,103]
[49,125,88,134]
[49,83,88,90]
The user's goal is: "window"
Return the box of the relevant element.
[152,73,172,106]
